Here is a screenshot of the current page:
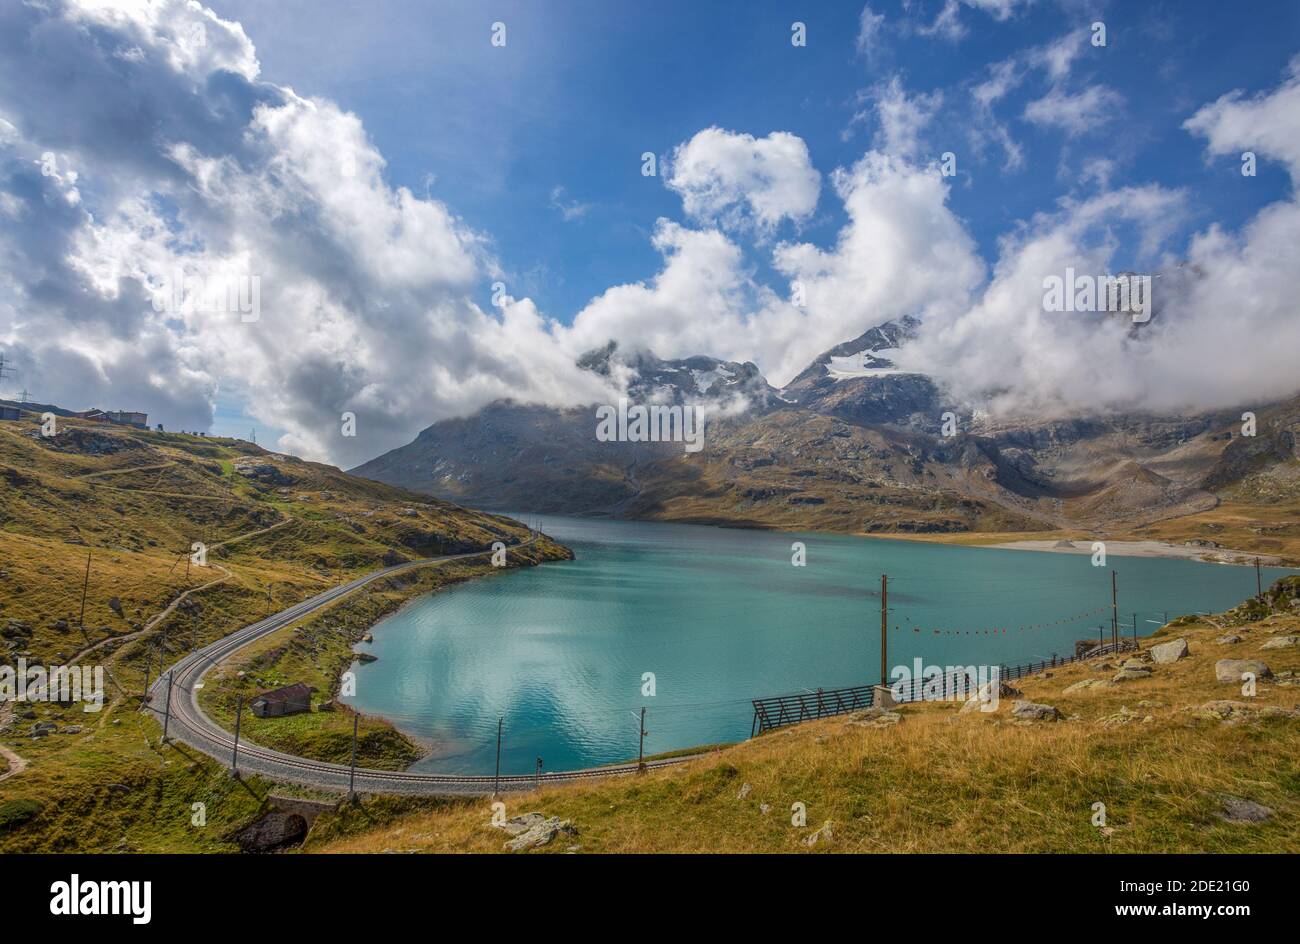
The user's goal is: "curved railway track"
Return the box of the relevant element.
[145,535,708,795]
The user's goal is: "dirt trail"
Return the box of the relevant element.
[0,703,28,783]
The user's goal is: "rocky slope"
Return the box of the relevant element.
[352,322,1300,536]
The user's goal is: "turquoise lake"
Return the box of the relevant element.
[341,515,1291,775]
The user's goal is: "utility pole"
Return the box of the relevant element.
[141,647,152,707]
[880,574,888,686]
[161,672,174,742]
[231,695,244,775]
[1133,612,1138,647]
[1111,570,1119,650]
[78,550,92,645]
[1255,557,1263,600]
[535,757,543,791]
[348,712,359,798]
[493,717,503,796]
[637,707,648,773]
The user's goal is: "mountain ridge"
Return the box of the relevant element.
[351,320,1300,540]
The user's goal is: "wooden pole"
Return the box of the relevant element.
[879,574,888,686]
[161,672,174,742]
[141,647,152,707]
[1256,557,1263,599]
[78,550,92,644]
[637,706,647,773]
[535,757,543,791]
[493,716,503,796]
[1111,570,1119,649]
[231,695,244,774]
[348,711,359,797]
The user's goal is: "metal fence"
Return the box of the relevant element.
[751,638,1138,735]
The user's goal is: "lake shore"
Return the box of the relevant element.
[985,538,1287,566]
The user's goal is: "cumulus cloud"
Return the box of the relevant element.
[571,153,984,387]
[1183,55,1300,176]
[857,76,944,159]
[903,59,1300,418]
[666,128,821,233]
[2,0,1298,473]
[0,0,614,467]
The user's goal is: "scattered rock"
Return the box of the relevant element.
[736,782,752,800]
[1215,634,1243,645]
[1190,700,1300,722]
[1098,706,1139,727]
[1011,700,1061,722]
[1149,638,1189,663]
[845,707,902,728]
[1215,659,1273,683]
[759,803,772,815]
[1218,795,1272,824]
[1259,635,1298,651]
[107,596,123,617]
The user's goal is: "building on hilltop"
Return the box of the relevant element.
[73,408,149,429]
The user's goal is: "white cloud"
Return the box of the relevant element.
[0,0,613,466]
[904,60,1300,418]
[1033,29,1086,82]
[1183,55,1300,176]
[666,128,821,233]
[549,185,591,222]
[909,0,1036,42]
[1023,84,1124,136]
[855,5,887,57]
[3,0,1298,470]
[856,76,944,160]
[570,152,985,388]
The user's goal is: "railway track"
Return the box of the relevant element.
[145,535,708,795]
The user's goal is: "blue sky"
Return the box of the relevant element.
[3,0,1299,464]
[208,0,1298,323]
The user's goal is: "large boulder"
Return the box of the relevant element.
[494,812,576,851]
[232,811,308,853]
[233,458,296,487]
[1215,659,1273,683]
[1149,638,1189,663]
[1011,700,1061,722]
[1259,635,1298,651]
[1112,664,1153,682]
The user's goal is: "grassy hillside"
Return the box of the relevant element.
[308,578,1300,854]
[0,410,570,852]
